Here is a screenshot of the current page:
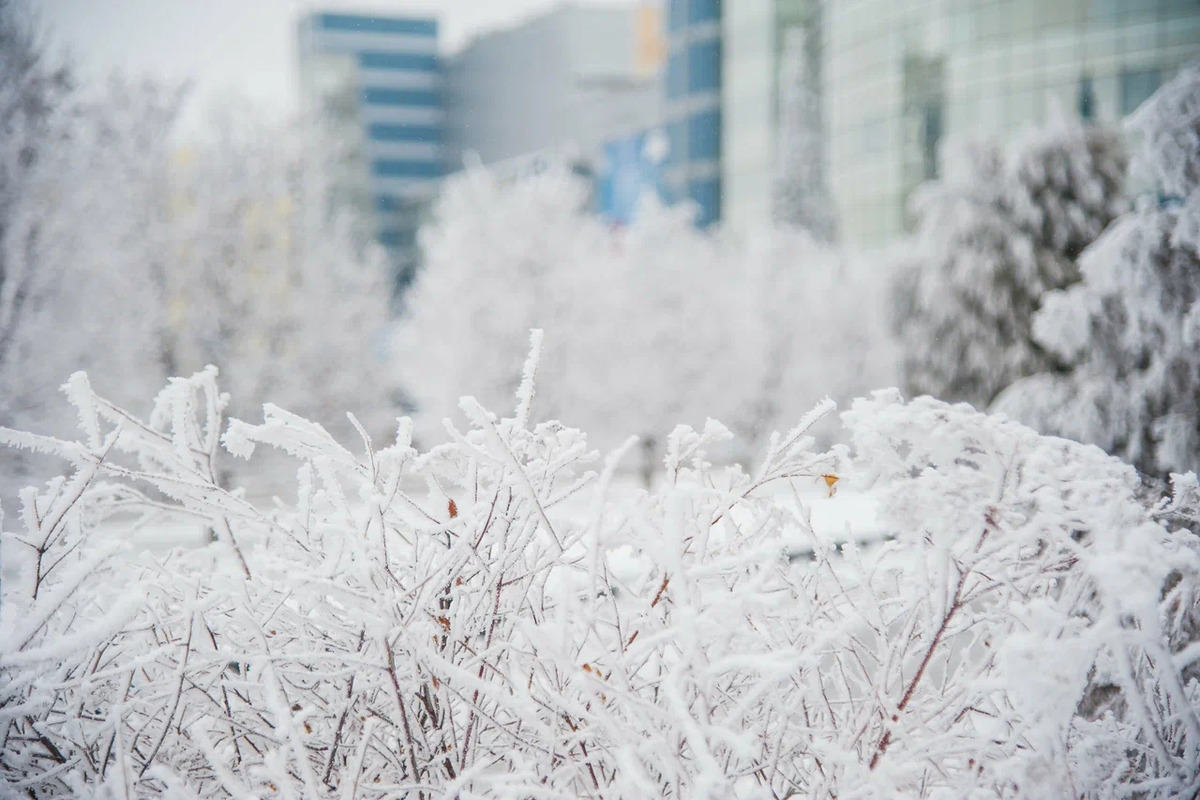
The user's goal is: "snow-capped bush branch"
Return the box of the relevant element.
[2,341,1198,797]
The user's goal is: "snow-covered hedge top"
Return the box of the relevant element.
[1,338,1198,798]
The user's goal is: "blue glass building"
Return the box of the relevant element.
[664,0,722,227]
[299,12,442,287]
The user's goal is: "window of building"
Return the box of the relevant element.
[687,109,721,162]
[687,176,721,227]
[687,39,721,93]
[667,119,688,168]
[367,123,441,144]
[1078,74,1096,120]
[370,159,443,179]
[667,51,687,99]
[1120,67,1161,115]
[688,0,720,26]
[668,0,685,32]
[362,87,440,107]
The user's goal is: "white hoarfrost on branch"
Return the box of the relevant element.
[2,335,1198,797]
[995,64,1200,477]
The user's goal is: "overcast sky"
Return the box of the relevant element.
[38,0,635,121]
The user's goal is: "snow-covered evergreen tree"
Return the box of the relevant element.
[995,64,1200,477]
[772,18,837,241]
[893,120,1128,407]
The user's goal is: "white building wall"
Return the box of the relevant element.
[444,6,661,172]
[722,0,777,230]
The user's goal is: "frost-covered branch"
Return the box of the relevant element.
[2,344,1197,797]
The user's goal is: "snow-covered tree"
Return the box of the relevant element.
[400,161,899,479]
[0,0,74,422]
[994,65,1200,477]
[398,165,759,475]
[738,224,898,443]
[164,103,399,441]
[0,73,399,499]
[397,165,606,439]
[0,77,183,465]
[893,120,1128,407]
[772,17,837,241]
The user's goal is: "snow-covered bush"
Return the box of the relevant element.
[2,337,1198,797]
[995,65,1200,477]
[398,163,894,471]
[893,120,1128,407]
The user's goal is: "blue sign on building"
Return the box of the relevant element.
[598,130,667,226]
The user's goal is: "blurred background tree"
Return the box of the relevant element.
[892,120,1128,408]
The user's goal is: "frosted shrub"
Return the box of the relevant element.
[2,338,1198,797]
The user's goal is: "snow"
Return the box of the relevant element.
[3,6,1200,793]
[3,352,1198,797]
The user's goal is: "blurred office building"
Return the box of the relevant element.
[444,4,665,174]
[663,0,723,227]
[672,0,1200,243]
[298,11,442,289]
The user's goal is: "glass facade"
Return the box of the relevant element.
[299,12,442,288]
[721,0,777,229]
[825,0,1200,246]
[721,0,829,230]
[664,0,723,227]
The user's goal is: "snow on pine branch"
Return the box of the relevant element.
[1,342,1198,798]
